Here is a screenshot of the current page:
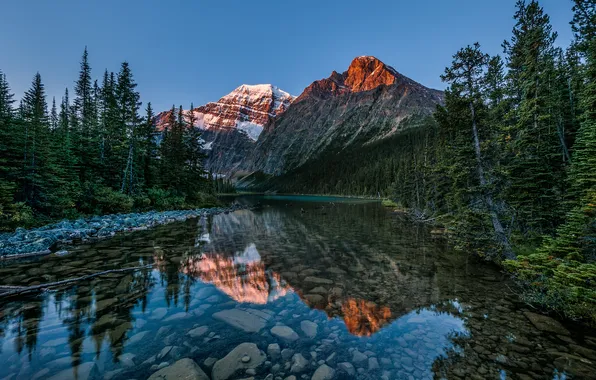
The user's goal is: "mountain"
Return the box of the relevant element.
[155,84,294,175]
[239,56,444,181]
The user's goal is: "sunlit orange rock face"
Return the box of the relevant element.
[295,56,399,102]
[181,252,289,304]
[341,298,392,337]
[297,291,393,337]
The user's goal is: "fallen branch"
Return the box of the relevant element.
[0,264,154,298]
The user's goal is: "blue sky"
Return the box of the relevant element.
[1,0,574,112]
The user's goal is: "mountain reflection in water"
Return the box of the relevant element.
[0,195,593,380]
[181,244,289,305]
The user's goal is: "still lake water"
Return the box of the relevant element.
[0,195,594,380]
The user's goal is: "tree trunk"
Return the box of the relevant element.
[469,101,515,260]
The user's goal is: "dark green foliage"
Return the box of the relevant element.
[0,49,214,231]
[502,0,566,233]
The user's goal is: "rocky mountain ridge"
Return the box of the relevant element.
[154,84,294,175]
[155,56,444,181]
[242,56,444,177]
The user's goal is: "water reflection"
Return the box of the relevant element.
[181,245,290,305]
[0,196,593,379]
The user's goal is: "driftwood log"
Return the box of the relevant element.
[0,264,154,298]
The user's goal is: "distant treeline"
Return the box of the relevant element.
[0,48,218,230]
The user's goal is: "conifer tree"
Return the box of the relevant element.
[540,0,596,261]
[139,102,157,188]
[439,43,514,259]
[502,0,565,233]
[184,104,207,195]
[116,62,142,194]
[73,47,97,184]
[0,71,18,224]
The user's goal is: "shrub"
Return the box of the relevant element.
[91,186,134,215]
[504,254,596,324]
[147,187,185,211]
[186,191,220,208]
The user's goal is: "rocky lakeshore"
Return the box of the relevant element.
[0,204,247,259]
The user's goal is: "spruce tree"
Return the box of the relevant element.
[0,71,18,226]
[139,102,157,189]
[502,0,565,233]
[73,47,97,184]
[439,43,514,259]
[184,104,206,195]
[540,0,596,261]
[20,73,50,212]
[115,62,142,194]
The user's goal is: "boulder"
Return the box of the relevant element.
[148,358,209,380]
[271,326,299,342]
[213,308,271,333]
[312,364,335,380]
[300,320,318,339]
[523,312,570,336]
[212,343,266,380]
[290,353,309,373]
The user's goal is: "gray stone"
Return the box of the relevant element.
[312,364,335,380]
[300,320,318,339]
[212,343,266,380]
[47,362,100,380]
[338,362,356,376]
[303,294,324,304]
[128,331,149,345]
[290,353,309,373]
[352,350,367,364]
[163,312,189,322]
[157,346,173,360]
[369,357,380,370]
[204,357,218,369]
[281,349,295,361]
[118,353,136,368]
[554,354,596,379]
[150,308,168,320]
[271,326,299,342]
[326,352,337,366]
[304,277,333,285]
[148,358,209,380]
[103,369,123,380]
[268,343,281,359]
[188,326,209,338]
[523,311,570,336]
[213,309,271,333]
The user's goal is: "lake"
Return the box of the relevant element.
[0,195,594,379]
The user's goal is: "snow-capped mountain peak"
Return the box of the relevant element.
[155,83,294,142]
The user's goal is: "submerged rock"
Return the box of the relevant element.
[271,326,299,342]
[290,353,309,373]
[47,362,100,380]
[523,311,570,336]
[147,358,209,380]
[312,364,335,380]
[212,343,266,380]
[213,308,271,333]
[300,320,318,339]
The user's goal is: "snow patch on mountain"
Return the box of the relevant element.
[236,121,264,141]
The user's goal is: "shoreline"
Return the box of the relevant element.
[0,204,249,260]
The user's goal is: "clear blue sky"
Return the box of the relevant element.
[1,0,574,112]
